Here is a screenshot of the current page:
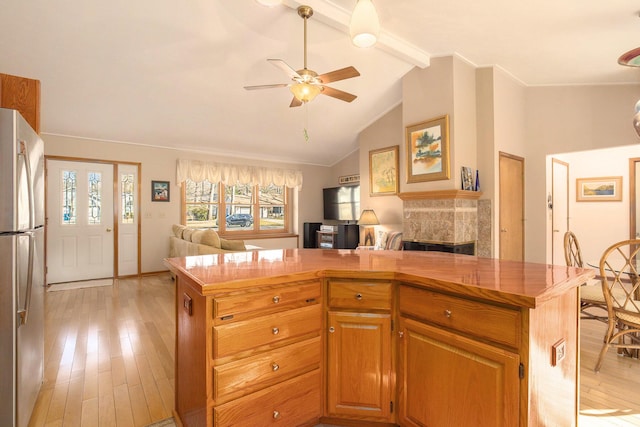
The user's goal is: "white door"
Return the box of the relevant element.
[118,164,139,276]
[46,160,114,283]
[551,159,569,265]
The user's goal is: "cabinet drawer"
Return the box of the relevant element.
[213,281,320,320]
[399,285,521,348]
[213,337,321,402]
[214,369,321,427]
[328,281,392,310]
[213,304,321,358]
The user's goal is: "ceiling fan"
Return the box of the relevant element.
[244,5,360,107]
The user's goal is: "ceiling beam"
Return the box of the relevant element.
[281,0,430,68]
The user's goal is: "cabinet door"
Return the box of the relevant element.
[326,311,392,421]
[398,317,520,427]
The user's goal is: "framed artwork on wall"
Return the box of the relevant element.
[406,115,450,183]
[151,180,170,202]
[576,176,622,202]
[369,145,399,196]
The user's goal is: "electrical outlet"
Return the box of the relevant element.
[144,212,152,219]
[552,339,566,366]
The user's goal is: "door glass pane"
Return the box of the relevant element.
[259,184,285,230]
[225,184,253,231]
[61,170,77,225]
[185,180,219,229]
[121,174,135,224]
[88,172,102,225]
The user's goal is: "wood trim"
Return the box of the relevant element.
[398,189,483,201]
[113,164,119,278]
[630,158,640,241]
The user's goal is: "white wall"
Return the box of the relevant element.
[550,145,640,265]
[43,134,333,273]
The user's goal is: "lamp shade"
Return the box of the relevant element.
[350,0,380,48]
[290,83,321,103]
[358,209,379,225]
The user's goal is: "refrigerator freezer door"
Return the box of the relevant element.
[0,108,45,232]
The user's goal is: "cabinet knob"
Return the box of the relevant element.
[272,327,279,335]
[271,362,279,372]
[272,296,280,304]
[273,410,280,419]
[398,331,404,338]
[355,293,363,300]
[444,309,452,318]
[329,326,335,333]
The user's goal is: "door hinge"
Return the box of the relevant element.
[519,363,525,379]
[390,401,394,413]
[391,319,394,332]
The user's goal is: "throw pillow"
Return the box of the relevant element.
[192,229,221,248]
[182,228,195,242]
[220,238,246,251]
[375,230,388,250]
[172,224,187,238]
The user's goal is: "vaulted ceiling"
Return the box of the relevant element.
[2,0,639,166]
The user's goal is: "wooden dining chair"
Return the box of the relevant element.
[594,239,640,372]
[564,231,606,322]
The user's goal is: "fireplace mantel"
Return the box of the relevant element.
[398,190,483,201]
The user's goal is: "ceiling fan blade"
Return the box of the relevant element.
[317,66,360,84]
[268,59,302,79]
[320,86,357,103]
[618,47,640,66]
[244,83,290,91]
[289,97,303,108]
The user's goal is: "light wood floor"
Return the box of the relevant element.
[27,274,640,426]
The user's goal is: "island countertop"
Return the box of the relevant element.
[164,248,595,308]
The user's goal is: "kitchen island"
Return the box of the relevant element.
[164,248,594,427]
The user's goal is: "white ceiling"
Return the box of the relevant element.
[2,0,640,166]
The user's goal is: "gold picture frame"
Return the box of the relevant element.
[369,145,399,196]
[406,115,450,183]
[576,176,622,202]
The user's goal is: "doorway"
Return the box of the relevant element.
[551,159,569,265]
[499,152,525,261]
[45,158,140,284]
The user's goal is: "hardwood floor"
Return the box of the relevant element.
[28,274,640,426]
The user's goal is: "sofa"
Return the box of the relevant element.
[356,230,403,251]
[169,224,248,257]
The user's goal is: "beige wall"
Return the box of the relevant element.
[43,134,333,273]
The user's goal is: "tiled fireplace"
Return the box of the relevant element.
[399,190,491,257]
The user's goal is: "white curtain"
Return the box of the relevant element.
[176,159,303,190]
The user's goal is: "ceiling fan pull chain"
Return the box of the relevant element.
[303,103,310,141]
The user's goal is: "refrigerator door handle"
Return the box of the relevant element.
[17,231,35,326]
[18,140,35,230]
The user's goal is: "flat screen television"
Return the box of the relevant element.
[323,186,360,221]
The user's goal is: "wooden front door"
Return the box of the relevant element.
[499,152,524,261]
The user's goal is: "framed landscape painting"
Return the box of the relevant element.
[406,115,450,183]
[151,180,170,202]
[576,176,622,202]
[369,145,399,196]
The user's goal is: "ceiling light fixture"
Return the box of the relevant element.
[290,82,322,103]
[254,0,282,7]
[349,0,380,48]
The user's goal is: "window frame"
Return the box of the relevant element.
[181,180,292,237]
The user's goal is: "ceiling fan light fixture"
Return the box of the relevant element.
[350,0,380,48]
[618,47,640,66]
[290,82,321,103]
[254,0,282,7]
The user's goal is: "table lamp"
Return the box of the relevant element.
[358,209,379,246]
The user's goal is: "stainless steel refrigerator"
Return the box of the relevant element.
[0,108,45,427]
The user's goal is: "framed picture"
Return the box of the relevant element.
[369,145,399,196]
[461,166,474,191]
[576,176,622,202]
[151,180,170,202]
[406,115,450,183]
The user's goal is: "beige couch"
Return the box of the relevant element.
[169,224,247,257]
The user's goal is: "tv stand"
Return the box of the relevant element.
[316,224,359,249]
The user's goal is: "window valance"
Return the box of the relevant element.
[176,159,303,190]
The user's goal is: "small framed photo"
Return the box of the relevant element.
[151,180,170,202]
[461,166,474,191]
[369,145,399,196]
[576,176,622,202]
[406,115,450,183]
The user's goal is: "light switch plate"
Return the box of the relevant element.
[552,339,566,366]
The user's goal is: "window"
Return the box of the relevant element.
[182,180,290,235]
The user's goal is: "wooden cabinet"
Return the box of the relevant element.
[0,73,40,133]
[326,280,393,423]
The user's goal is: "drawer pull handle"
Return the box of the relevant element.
[355,293,363,300]
[273,410,280,419]
[444,309,452,318]
[272,327,279,335]
[272,362,279,371]
[272,296,280,304]
[329,326,335,333]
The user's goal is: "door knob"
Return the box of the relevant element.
[106,228,112,232]
[500,228,507,232]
